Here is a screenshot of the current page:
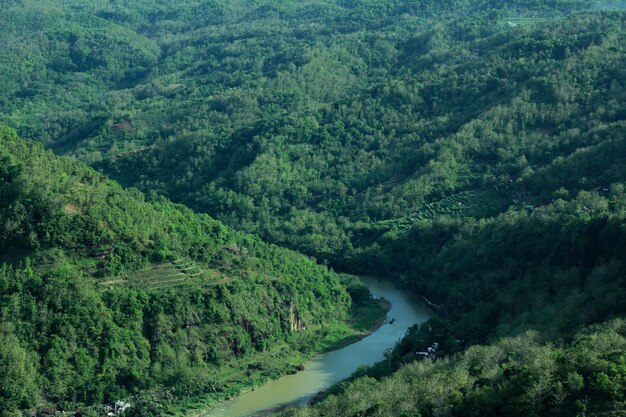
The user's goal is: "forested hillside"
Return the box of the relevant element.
[0,125,356,415]
[3,0,623,266]
[274,181,626,416]
[278,319,626,416]
[1,0,626,416]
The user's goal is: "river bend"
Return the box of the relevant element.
[202,277,431,417]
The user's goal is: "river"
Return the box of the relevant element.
[201,277,431,417]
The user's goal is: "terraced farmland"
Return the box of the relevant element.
[100,258,232,291]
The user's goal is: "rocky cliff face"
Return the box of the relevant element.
[290,303,306,332]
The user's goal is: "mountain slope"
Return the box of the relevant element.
[0,124,354,414]
[2,1,619,267]
[277,319,626,417]
[269,174,626,416]
[2,1,626,416]
[4,3,623,270]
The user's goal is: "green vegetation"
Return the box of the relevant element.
[278,319,626,417]
[3,0,623,272]
[1,0,626,416]
[280,186,626,415]
[0,125,360,415]
[2,0,616,268]
[341,274,390,335]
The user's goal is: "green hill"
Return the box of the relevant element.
[2,1,626,416]
[277,319,626,417]
[3,1,623,271]
[0,125,356,414]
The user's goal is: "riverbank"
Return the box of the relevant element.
[168,281,389,417]
[188,277,430,417]
[326,297,392,351]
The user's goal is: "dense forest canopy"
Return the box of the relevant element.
[2,0,624,267]
[277,319,626,417]
[1,0,626,415]
[0,125,355,415]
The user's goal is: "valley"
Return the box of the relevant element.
[0,0,625,416]
[201,277,430,417]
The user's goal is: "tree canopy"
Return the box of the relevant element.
[1,0,626,415]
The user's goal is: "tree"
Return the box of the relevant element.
[0,330,38,413]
